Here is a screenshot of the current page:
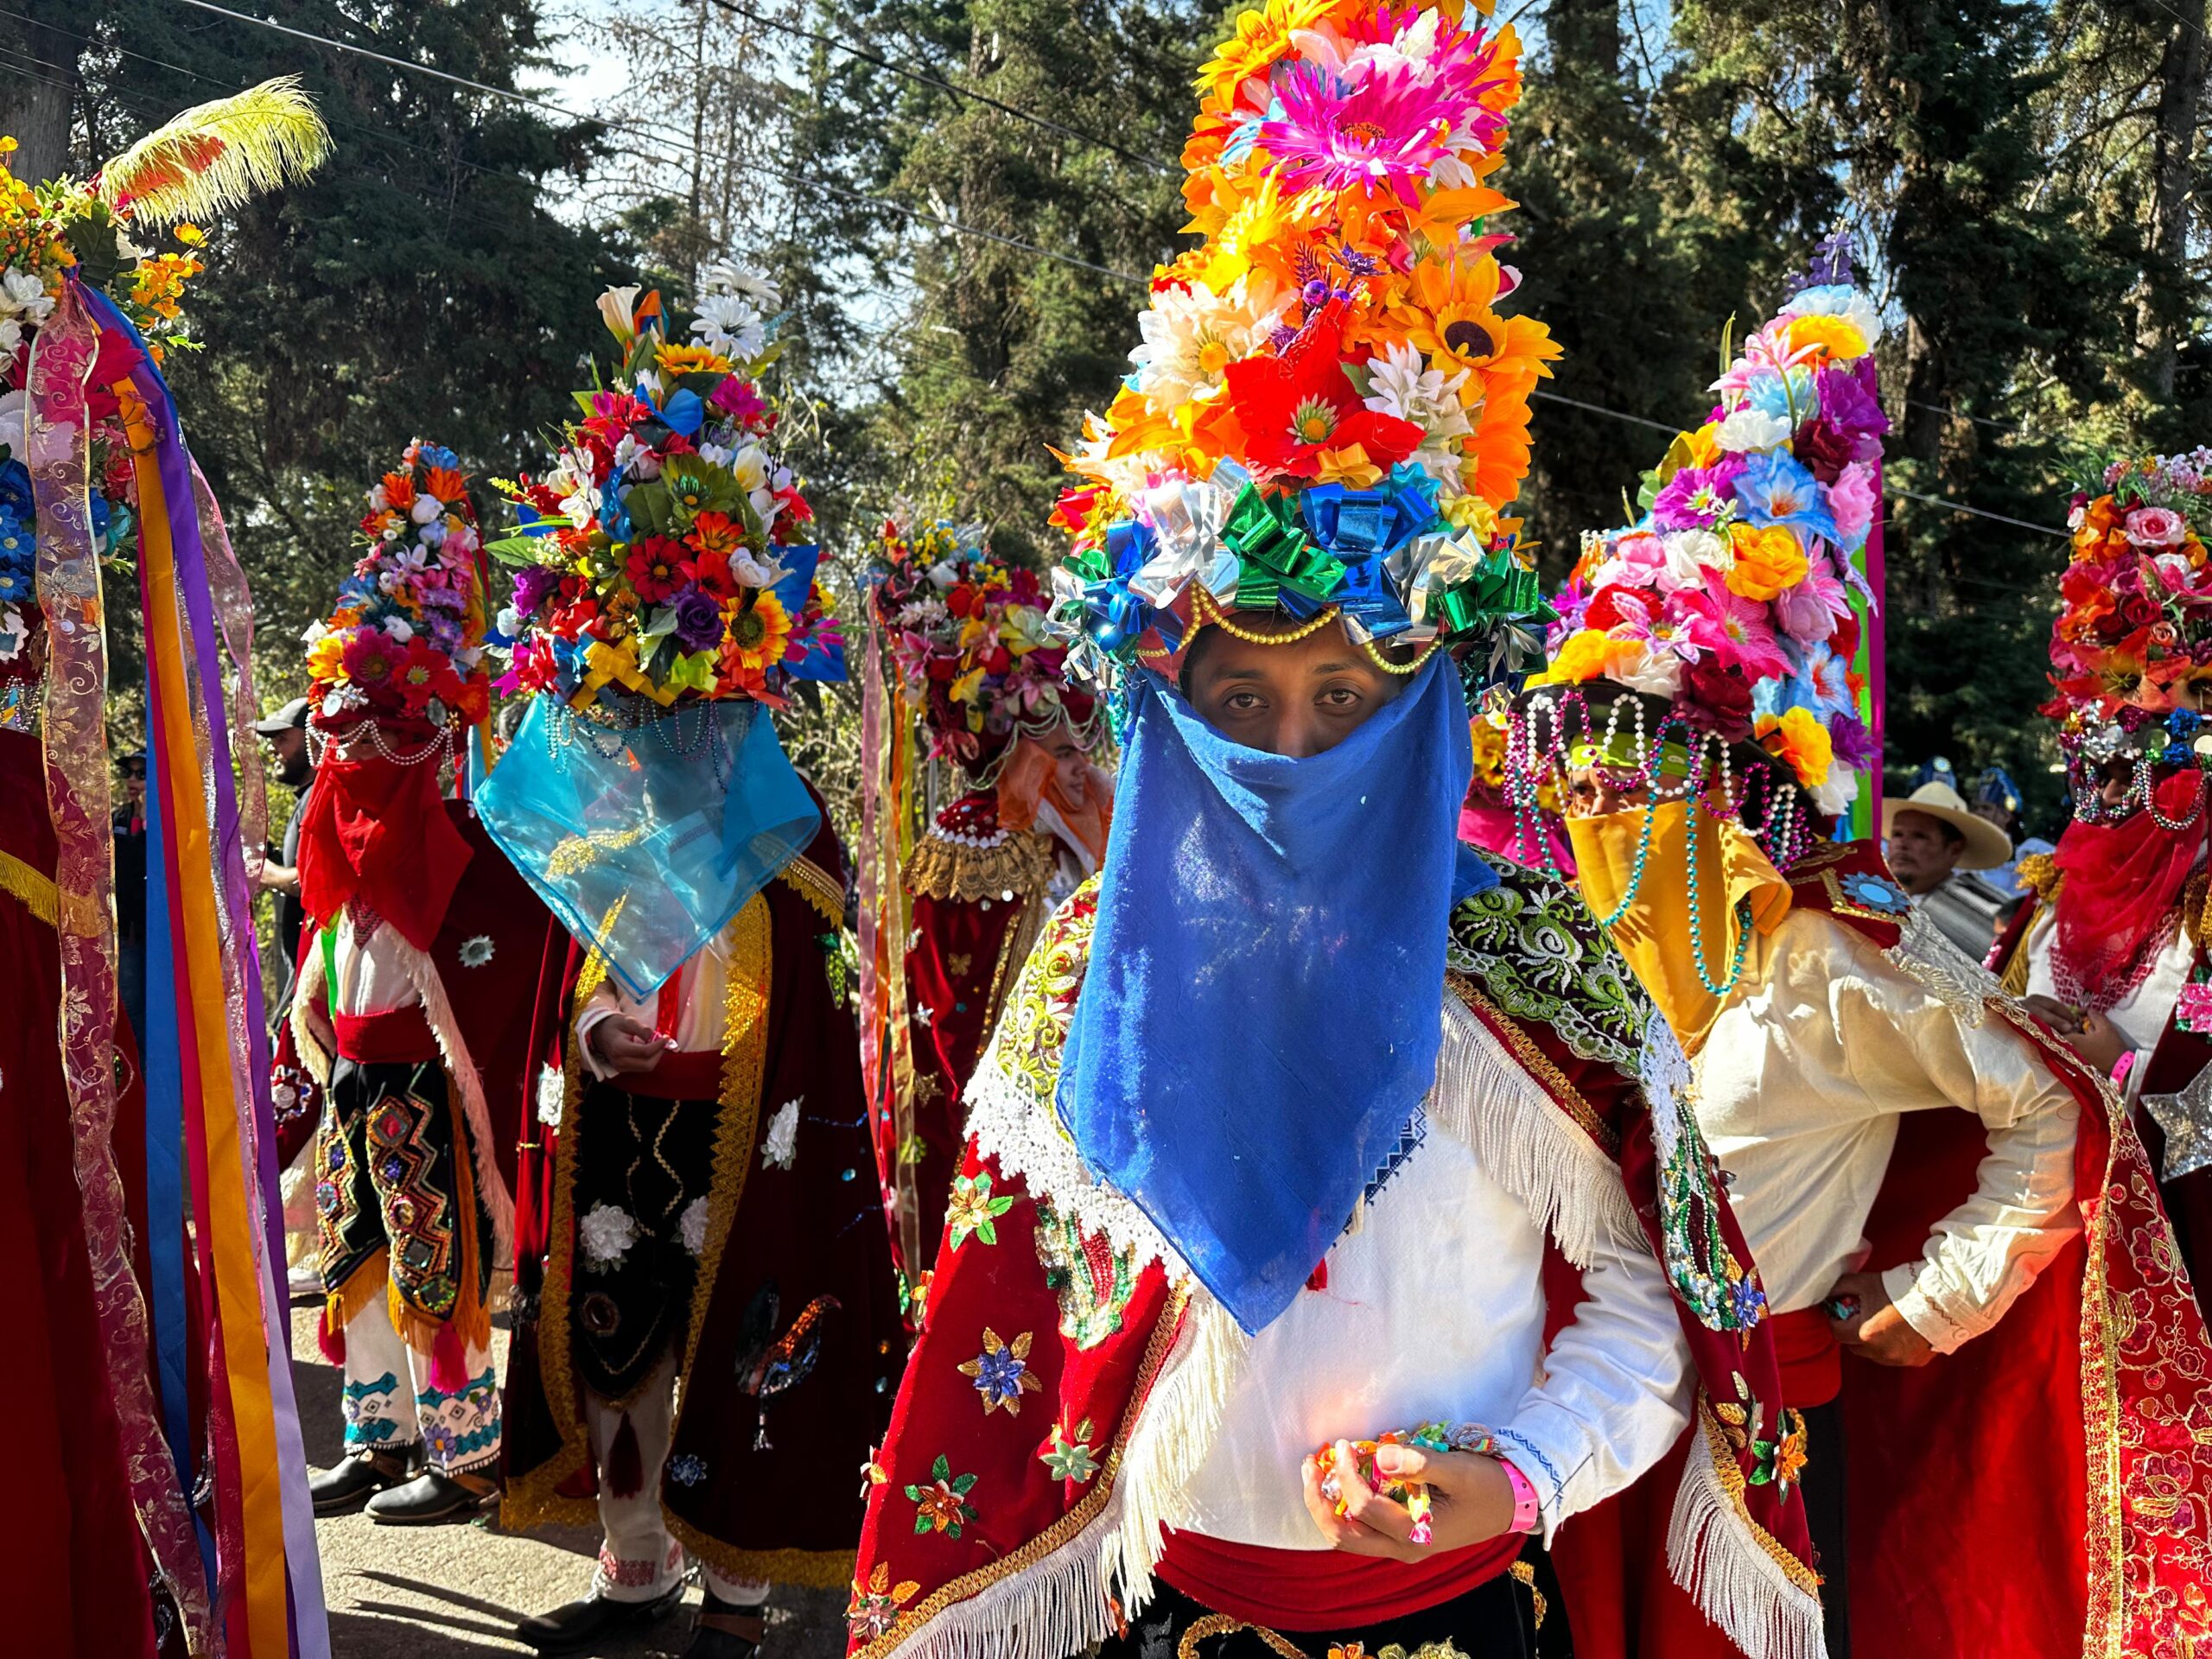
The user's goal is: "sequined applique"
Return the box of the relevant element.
[366,1086,460,1317]
[944,1171,1015,1249]
[1637,1013,1767,1335]
[847,1562,921,1641]
[905,1454,980,1538]
[957,1328,1042,1416]
[1040,1416,1101,1483]
[1033,1198,1137,1350]
[1446,853,1650,1071]
[993,883,1098,1108]
[668,1452,708,1486]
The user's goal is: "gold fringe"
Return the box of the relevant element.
[662,1514,856,1591]
[0,845,101,936]
[324,1245,391,1336]
[779,853,844,924]
[906,828,1055,905]
[1999,906,2042,999]
[2013,850,2060,902]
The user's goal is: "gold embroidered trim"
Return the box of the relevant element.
[2186,870,2210,949]
[499,944,611,1533]
[983,895,1037,1045]
[1694,1398,1826,1599]
[1780,837,1855,877]
[1176,1614,1306,1659]
[0,845,99,935]
[851,1279,1196,1659]
[1447,974,1619,1156]
[660,1518,856,1591]
[906,826,1055,905]
[779,853,844,925]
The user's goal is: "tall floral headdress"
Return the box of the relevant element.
[2042,449,2212,824]
[870,511,1097,779]
[302,440,492,756]
[0,78,329,707]
[492,265,843,712]
[1509,243,1888,871]
[1048,0,1557,691]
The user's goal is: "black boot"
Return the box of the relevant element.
[514,1582,686,1655]
[365,1467,499,1525]
[683,1593,765,1659]
[307,1447,411,1516]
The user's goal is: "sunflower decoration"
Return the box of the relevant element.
[491,264,843,710]
[1050,0,1559,694]
[302,440,493,732]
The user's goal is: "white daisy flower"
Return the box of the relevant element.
[578,1203,638,1269]
[760,1097,801,1171]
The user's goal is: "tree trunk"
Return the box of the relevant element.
[2137,1,2208,402]
[0,10,77,185]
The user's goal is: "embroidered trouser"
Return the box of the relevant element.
[585,1352,770,1608]
[340,1292,501,1477]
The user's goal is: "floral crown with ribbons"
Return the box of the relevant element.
[303,439,493,762]
[1045,0,1558,698]
[2042,450,2212,824]
[0,79,330,701]
[869,512,1099,779]
[1506,237,1887,871]
[489,265,843,717]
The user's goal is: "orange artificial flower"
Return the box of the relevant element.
[1725,524,1810,601]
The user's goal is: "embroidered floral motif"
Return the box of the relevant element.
[535,1063,564,1126]
[1040,1416,1101,1483]
[415,1364,501,1474]
[1446,855,1649,1071]
[457,934,495,967]
[668,1452,708,1486]
[846,1561,921,1641]
[1638,1012,1768,1335]
[578,1202,639,1269]
[905,1453,979,1537]
[761,1096,801,1169]
[1033,1198,1137,1348]
[945,1170,1015,1249]
[677,1195,709,1255]
[957,1327,1042,1415]
[993,883,1097,1106]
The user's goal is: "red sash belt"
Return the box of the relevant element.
[333,1005,439,1065]
[1771,1306,1842,1408]
[613,1047,725,1102]
[1155,1527,1522,1630]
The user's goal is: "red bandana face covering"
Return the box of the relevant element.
[2051,766,2206,1012]
[297,718,473,953]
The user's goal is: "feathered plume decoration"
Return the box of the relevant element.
[95,75,331,227]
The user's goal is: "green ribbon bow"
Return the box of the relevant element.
[1429,550,1555,640]
[1221,485,1345,613]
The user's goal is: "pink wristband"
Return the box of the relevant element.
[1499,1457,1540,1535]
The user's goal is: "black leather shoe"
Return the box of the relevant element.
[365,1469,499,1525]
[307,1448,411,1515]
[514,1582,687,1654]
[682,1604,764,1659]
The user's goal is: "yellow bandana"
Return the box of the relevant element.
[1567,800,1794,1053]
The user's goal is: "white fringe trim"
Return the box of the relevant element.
[1100,1295,1249,1616]
[1665,1416,1830,1659]
[962,1039,1179,1276]
[1430,995,1646,1270]
[288,926,515,1266]
[874,1502,1125,1659]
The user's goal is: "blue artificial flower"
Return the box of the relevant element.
[418,442,461,470]
[0,564,29,604]
[1732,450,1840,546]
[1745,367,1817,427]
[0,459,30,520]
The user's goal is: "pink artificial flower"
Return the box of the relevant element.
[1676,575,1792,681]
[1260,62,1462,200]
[1611,531,1671,588]
[2126,505,2188,549]
[1827,461,1878,548]
[1773,552,1853,645]
[1609,586,1714,663]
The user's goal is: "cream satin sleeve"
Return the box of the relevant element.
[1829,921,2083,1354]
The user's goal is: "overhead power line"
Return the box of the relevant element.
[170,0,1148,282]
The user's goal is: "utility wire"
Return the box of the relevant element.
[170,0,1147,281]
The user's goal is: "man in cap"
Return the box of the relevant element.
[255,696,314,1012]
[1883,777,2015,957]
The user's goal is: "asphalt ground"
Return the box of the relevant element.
[290,1300,847,1659]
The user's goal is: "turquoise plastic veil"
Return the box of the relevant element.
[477,697,820,999]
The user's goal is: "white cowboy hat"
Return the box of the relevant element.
[1881,780,2012,871]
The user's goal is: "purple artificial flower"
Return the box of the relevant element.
[1829,711,1878,772]
[670,585,727,653]
[1789,231,1858,295]
[512,563,562,617]
[1651,466,1733,531]
[1814,365,1890,442]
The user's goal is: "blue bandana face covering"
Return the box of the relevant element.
[1056,655,1484,1333]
